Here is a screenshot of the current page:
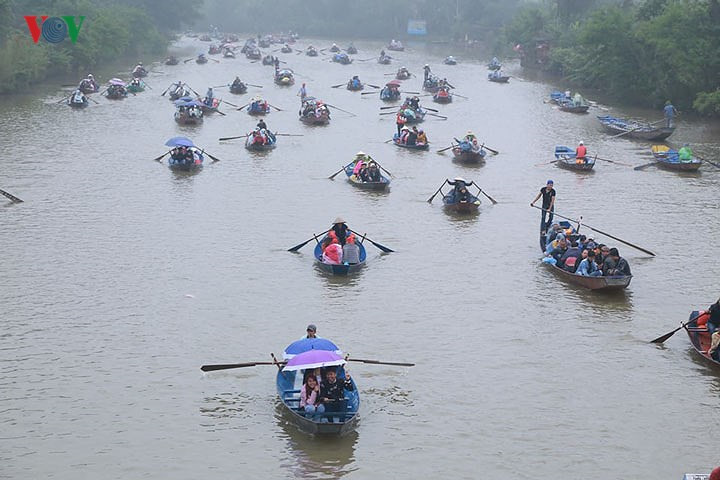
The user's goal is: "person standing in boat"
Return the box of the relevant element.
[204,88,214,107]
[256,118,268,131]
[423,64,431,81]
[575,141,587,164]
[297,83,307,100]
[663,100,678,128]
[531,180,556,234]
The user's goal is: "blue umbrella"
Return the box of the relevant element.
[174,96,195,105]
[175,100,203,107]
[165,136,195,147]
[283,338,341,359]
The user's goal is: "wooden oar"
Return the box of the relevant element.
[269,104,283,111]
[436,145,455,153]
[214,109,226,116]
[329,164,350,180]
[534,159,559,167]
[236,103,250,111]
[427,183,445,203]
[531,205,655,256]
[428,113,448,120]
[221,99,239,107]
[274,133,304,137]
[423,106,440,112]
[476,187,498,205]
[330,83,345,88]
[88,96,100,104]
[153,150,171,162]
[650,313,700,344]
[160,85,171,96]
[379,112,396,116]
[347,358,415,367]
[209,58,220,63]
[212,84,230,88]
[219,134,248,141]
[201,149,222,162]
[453,93,469,99]
[201,361,278,372]
[246,83,263,88]
[696,155,720,169]
[367,84,381,89]
[376,163,393,178]
[634,162,657,171]
[0,188,24,203]
[183,58,194,63]
[595,156,632,166]
[288,229,332,252]
[56,95,71,104]
[402,91,421,95]
[380,106,398,110]
[325,103,355,116]
[482,144,500,155]
[360,91,378,95]
[360,235,394,253]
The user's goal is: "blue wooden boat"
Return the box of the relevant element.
[392,134,429,150]
[651,145,702,171]
[344,163,390,191]
[313,240,367,275]
[549,91,588,113]
[247,100,271,115]
[684,311,720,368]
[538,220,632,291]
[276,366,360,435]
[597,115,674,140]
[554,145,595,171]
[332,53,352,65]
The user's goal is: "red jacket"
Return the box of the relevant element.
[576,145,587,159]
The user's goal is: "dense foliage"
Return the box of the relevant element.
[0,0,201,93]
[504,0,720,115]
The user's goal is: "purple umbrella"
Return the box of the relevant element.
[283,338,341,360]
[283,350,345,371]
[109,78,126,86]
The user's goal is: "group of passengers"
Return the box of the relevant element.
[169,146,201,165]
[248,119,275,145]
[543,222,631,277]
[319,219,361,265]
[350,152,383,183]
[455,131,481,152]
[396,125,428,146]
[300,99,330,119]
[78,74,99,93]
[249,97,270,113]
[300,366,354,423]
[177,104,202,118]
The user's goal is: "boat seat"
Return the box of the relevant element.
[283,389,300,395]
[688,328,709,332]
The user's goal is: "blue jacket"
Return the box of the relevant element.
[577,258,598,276]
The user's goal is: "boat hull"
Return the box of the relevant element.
[313,242,367,275]
[344,166,390,191]
[684,311,720,368]
[393,138,429,150]
[443,196,480,214]
[488,76,510,83]
[299,114,330,125]
[597,115,675,140]
[452,149,486,164]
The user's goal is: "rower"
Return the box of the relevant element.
[257,118,268,131]
[575,141,587,164]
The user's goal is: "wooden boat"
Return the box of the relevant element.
[344,164,390,191]
[433,89,452,103]
[132,68,148,78]
[684,311,720,368]
[396,69,411,80]
[597,115,674,141]
[538,220,632,291]
[174,108,203,125]
[306,48,318,57]
[397,106,425,124]
[329,45,341,52]
[246,49,262,60]
[168,150,204,171]
[651,145,702,171]
[313,241,367,275]
[443,192,481,214]
[392,135,429,150]
[105,86,127,100]
[245,132,277,151]
[229,82,247,94]
[247,101,271,115]
[423,78,440,93]
[200,98,222,114]
[378,56,391,65]
[444,56,457,65]
[299,112,330,125]
[280,45,293,53]
[199,34,212,42]
[452,146,486,164]
[380,83,401,101]
[78,82,99,94]
[274,69,294,86]
[208,45,221,55]
[169,87,191,101]
[554,145,595,171]
[262,55,275,65]
[549,92,588,113]
[196,55,208,64]
[68,95,88,108]
[223,49,236,59]
[487,62,501,71]
[276,365,359,434]
[488,73,510,83]
[346,80,363,91]
[346,45,358,54]
[258,38,271,48]
[387,42,404,51]
[126,82,145,94]
[332,53,352,65]
[164,56,179,66]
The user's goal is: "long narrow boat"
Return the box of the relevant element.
[344,164,390,191]
[392,135,429,150]
[597,115,674,141]
[549,92,589,113]
[452,145,486,164]
[684,311,720,368]
[554,145,595,171]
[313,241,367,275]
[651,145,702,171]
[538,220,632,291]
[487,73,510,83]
[276,363,359,435]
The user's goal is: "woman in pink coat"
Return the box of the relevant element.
[300,375,325,420]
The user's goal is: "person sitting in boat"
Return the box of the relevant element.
[577,249,602,276]
[417,129,428,145]
[322,238,343,265]
[358,164,370,182]
[559,241,581,272]
[342,234,361,265]
[331,217,349,245]
[399,126,410,144]
[409,96,420,110]
[132,62,147,76]
[602,248,631,276]
[546,234,568,263]
[349,76,361,89]
[709,330,720,361]
[700,300,720,334]
[188,105,202,118]
[395,112,407,135]
[367,162,381,182]
[491,56,500,66]
[250,129,265,145]
[447,178,474,203]
[678,144,694,162]
[300,374,325,420]
[319,367,353,423]
[575,141,587,164]
[406,126,418,146]
[302,324,319,339]
[71,89,87,105]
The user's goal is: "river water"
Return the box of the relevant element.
[2,36,720,480]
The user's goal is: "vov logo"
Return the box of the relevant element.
[24,16,85,43]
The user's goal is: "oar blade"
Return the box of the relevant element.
[201,361,274,372]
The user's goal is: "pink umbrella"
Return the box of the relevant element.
[283,350,345,371]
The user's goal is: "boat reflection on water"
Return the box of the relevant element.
[274,402,359,479]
